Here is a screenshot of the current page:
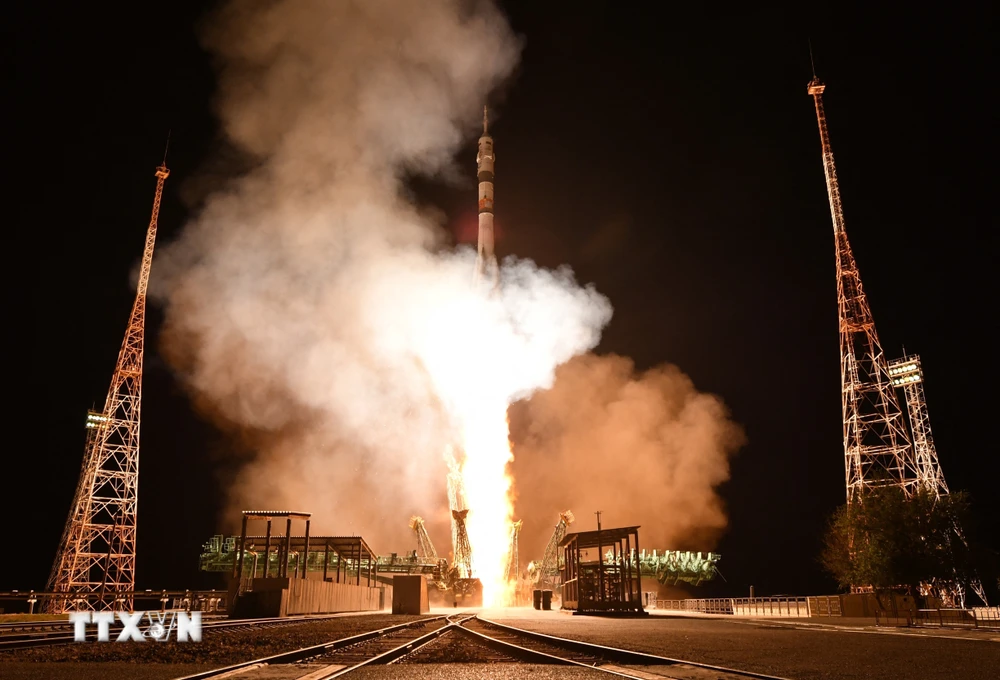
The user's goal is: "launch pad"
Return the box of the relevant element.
[199,508,720,615]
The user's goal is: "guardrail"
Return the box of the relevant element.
[0,590,229,614]
[655,597,810,617]
[876,606,1000,630]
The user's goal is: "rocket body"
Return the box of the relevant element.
[475,107,498,287]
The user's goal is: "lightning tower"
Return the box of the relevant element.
[474,106,498,288]
[807,76,918,503]
[47,158,170,612]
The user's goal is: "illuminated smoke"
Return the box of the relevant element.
[154,0,742,588]
[509,354,745,560]
[154,0,611,563]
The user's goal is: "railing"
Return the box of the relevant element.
[876,606,1000,630]
[0,590,229,614]
[655,597,810,617]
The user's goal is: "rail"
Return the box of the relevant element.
[183,613,790,679]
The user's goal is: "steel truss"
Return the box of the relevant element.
[808,78,918,504]
[47,162,169,612]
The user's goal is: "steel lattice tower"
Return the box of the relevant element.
[503,519,522,583]
[887,354,949,496]
[409,516,439,559]
[808,77,918,503]
[539,510,574,583]
[47,161,170,612]
[451,509,474,579]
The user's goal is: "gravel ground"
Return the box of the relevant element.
[399,630,514,663]
[346,664,608,679]
[2,662,215,680]
[0,613,431,665]
[484,608,1000,680]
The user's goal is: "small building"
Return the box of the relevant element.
[228,510,386,617]
[560,525,645,614]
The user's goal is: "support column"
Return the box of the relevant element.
[634,530,643,609]
[323,541,330,582]
[302,520,311,580]
[263,520,272,578]
[624,534,633,606]
[283,518,292,578]
[234,514,248,580]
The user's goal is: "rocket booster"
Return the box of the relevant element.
[475,106,498,286]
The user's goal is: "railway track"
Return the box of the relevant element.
[178,613,791,680]
[0,612,356,650]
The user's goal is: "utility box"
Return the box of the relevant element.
[541,590,553,610]
[392,575,429,614]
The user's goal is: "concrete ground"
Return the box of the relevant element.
[483,606,1000,680]
[5,607,997,680]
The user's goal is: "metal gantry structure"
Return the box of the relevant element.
[887,355,949,496]
[807,77,919,504]
[535,510,574,586]
[450,509,474,579]
[47,161,170,612]
[503,519,522,583]
[409,516,438,559]
[445,452,465,564]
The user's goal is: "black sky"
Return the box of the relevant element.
[11,3,996,599]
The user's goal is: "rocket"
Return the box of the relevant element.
[475,106,499,288]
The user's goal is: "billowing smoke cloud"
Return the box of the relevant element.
[155,0,742,566]
[155,0,613,552]
[509,354,745,559]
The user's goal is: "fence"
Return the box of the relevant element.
[655,596,834,618]
[0,590,229,614]
[876,606,1000,630]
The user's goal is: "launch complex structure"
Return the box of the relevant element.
[198,110,721,606]
[808,74,985,606]
[41,81,977,612]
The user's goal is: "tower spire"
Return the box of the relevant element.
[162,130,171,166]
[47,159,170,612]
[483,105,489,135]
[807,77,917,504]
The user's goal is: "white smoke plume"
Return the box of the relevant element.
[155,0,613,553]
[155,0,743,572]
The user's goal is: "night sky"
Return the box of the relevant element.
[11,4,996,600]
